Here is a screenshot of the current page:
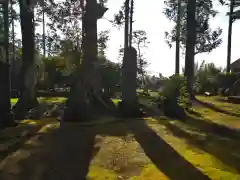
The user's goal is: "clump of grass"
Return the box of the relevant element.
[10,97,66,106]
[87,165,118,180]
[196,96,240,115]
[130,164,169,180]
[149,118,240,180]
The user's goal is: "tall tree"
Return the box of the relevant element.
[13,0,39,120]
[120,0,140,116]
[132,30,149,86]
[124,0,130,49]
[63,0,109,121]
[0,0,16,127]
[10,0,16,62]
[42,0,46,57]
[164,0,223,57]
[226,0,234,73]
[185,0,197,99]
[129,0,134,47]
[175,0,182,74]
[113,0,139,116]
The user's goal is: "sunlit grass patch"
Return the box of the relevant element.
[193,107,240,128]
[130,164,169,180]
[196,96,240,115]
[148,91,158,98]
[10,97,66,105]
[0,119,57,150]
[148,118,240,180]
[193,96,240,128]
[87,165,118,180]
[39,97,66,103]
[192,108,239,129]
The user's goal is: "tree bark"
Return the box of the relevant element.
[124,0,130,49]
[137,43,144,87]
[63,0,111,122]
[121,47,139,116]
[129,0,134,47]
[0,0,15,128]
[13,0,38,120]
[175,0,181,74]
[120,0,141,117]
[42,2,46,57]
[184,0,197,100]
[226,0,234,73]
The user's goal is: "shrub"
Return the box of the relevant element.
[156,75,189,119]
[217,73,240,96]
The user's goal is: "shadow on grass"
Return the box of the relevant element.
[184,115,240,140]
[156,117,240,173]
[215,97,240,104]
[128,119,211,180]
[3,114,239,180]
[0,121,130,180]
[195,99,240,117]
[0,123,46,162]
[186,109,203,118]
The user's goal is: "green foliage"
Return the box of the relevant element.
[216,73,240,96]
[163,0,223,54]
[157,75,189,119]
[113,3,125,27]
[217,73,239,89]
[118,30,149,87]
[39,57,66,89]
[193,62,222,94]
[161,75,189,107]
[132,30,149,85]
[97,57,121,95]
[192,62,240,95]
[98,30,110,56]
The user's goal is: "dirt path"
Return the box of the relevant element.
[0,119,239,180]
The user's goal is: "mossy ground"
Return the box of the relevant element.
[10,97,66,105]
[0,96,239,179]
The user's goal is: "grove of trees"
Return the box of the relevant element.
[0,0,239,127]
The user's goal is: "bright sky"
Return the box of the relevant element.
[14,0,240,77]
[98,0,240,77]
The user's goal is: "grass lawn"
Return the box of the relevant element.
[10,97,66,105]
[196,96,240,116]
[0,95,239,179]
[195,96,240,128]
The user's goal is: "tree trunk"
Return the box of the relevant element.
[121,47,140,117]
[129,0,134,47]
[184,0,197,100]
[0,0,15,128]
[120,0,141,117]
[124,0,130,49]
[10,0,16,62]
[63,0,111,122]
[137,43,144,87]
[122,47,137,103]
[226,0,234,73]
[13,0,39,120]
[42,2,46,57]
[175,0,181,74]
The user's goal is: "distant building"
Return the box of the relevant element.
[230,58,240,73]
